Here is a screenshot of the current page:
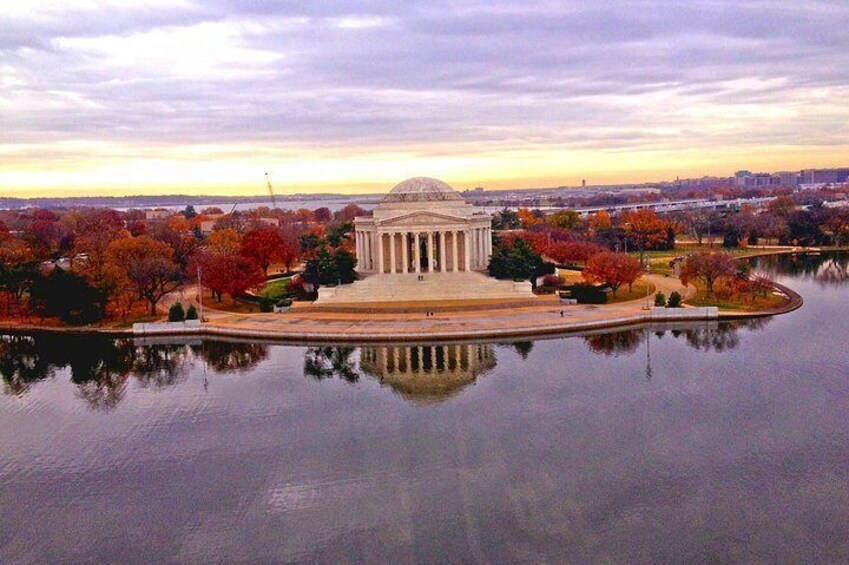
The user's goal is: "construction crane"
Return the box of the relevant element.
[265,171,278,209]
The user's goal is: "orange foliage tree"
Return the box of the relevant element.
[106,236,181,315]
[619,209,670,264]
[588,211,613,232]
[517,208,543,229]
[207,228,242,257]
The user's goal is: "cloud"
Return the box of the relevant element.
[1,0,848,193]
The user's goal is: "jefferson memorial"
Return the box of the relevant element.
[353,177,493,274]
[314,177,535,305]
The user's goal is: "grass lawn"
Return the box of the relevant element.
[199,289,261,314]
[606,280,656,304]
[685,285,789,312]
[259,277,292,301]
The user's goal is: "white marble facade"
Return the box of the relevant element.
[354,177,493,274]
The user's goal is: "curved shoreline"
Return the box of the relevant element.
[0,252,808,343]
[0,298,800,345]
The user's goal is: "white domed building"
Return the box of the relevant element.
[353,177,493,274]
[314,177,534,305]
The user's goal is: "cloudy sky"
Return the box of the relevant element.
[2,0,849,197]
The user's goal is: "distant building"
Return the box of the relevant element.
[776,171,800,187]
[144,209,173,221]
[256,217,280,228]
[198,213,226,235]
[800,168,849,185]
[733,171,781,188]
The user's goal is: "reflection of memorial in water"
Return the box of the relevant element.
[360,343,496,403]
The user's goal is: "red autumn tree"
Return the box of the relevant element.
[196,253,265,302]
[22,217,63,260]
[679,251,736,295]
[278,227,301,272]
[241,227,284,275]
[514,230,551,257]
[582,251,643,296]
[313,207,332,223]
[334,204,369,224]
[548,240,603,265]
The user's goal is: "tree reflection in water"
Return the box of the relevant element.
[191,341,269,374]
[753,252,849,287]
[0,335,269,410]
[510,341,534,359]
[583,318,771,356]
[583,330,645,356]
[0,335,57,395]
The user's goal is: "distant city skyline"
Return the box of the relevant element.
[3,1,848,197]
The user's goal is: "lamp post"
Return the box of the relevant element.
[197,266,204,322]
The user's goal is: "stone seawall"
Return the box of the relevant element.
[132,320,202,336]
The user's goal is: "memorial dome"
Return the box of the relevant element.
[381,177,464,204]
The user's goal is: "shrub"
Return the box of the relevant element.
[564,283,608,304]
[168,302,185,322]
[654,292,666,307]
[277,298,293,308]
[541,274,561,288]
[667,291,683,308]
[488,237,543,281]
[259,297,274,313]
[185,304,198,320]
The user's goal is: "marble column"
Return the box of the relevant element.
[389,232,396,274]
[478,227,485,268]
[473,228,479,268]
[452,231,459,272]
[377,232,384,274]
[402,232,409,274]
[439,231,447,272]
[464,230,471,271]
[427,231,434,273]
[414,233,421,274]
[355,232,361,267]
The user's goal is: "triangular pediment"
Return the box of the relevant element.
[376,210,469,226]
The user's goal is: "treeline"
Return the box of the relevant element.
[0,203,367,324]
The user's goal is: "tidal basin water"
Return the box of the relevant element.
[2,253,849,563]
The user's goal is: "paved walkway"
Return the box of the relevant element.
[159,274,698,342]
